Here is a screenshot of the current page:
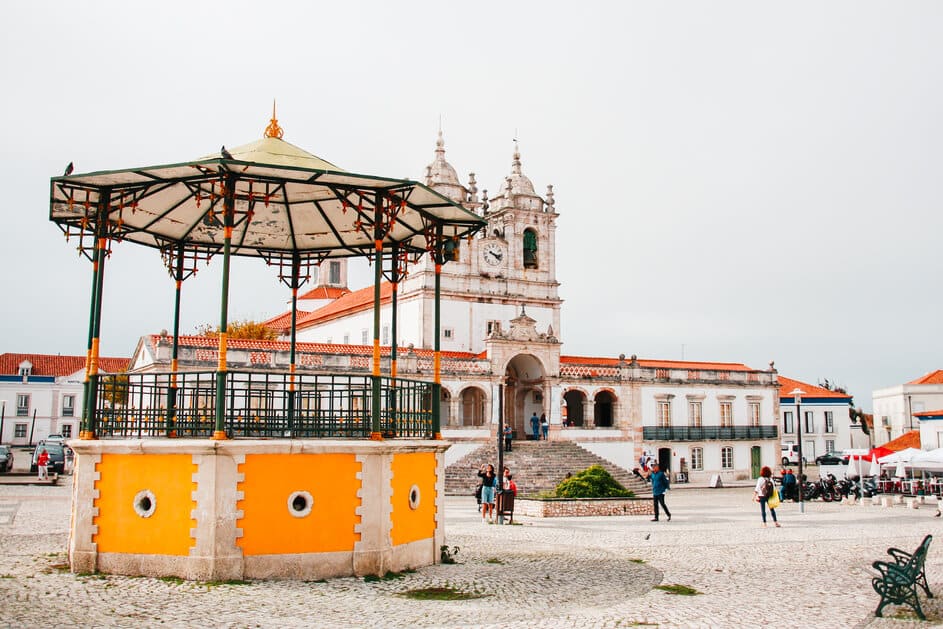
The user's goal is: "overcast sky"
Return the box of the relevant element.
[2,2,941,411]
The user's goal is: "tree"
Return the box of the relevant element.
[100,372,129,408]
[196,319,278,341]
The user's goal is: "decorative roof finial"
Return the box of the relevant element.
[512,139,522,175]
[264,100,284,139]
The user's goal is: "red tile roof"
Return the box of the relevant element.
[915,409,943,418]
[145,334,479,360]
[908,370,943,385]
[559,355,757,371]
[298,286,350,301]
[777,375,851,400]
[883,430,921,451]
[0,353,130,376]
[266,282,394,333]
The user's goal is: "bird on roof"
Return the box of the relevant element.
[220,146,233,160]
[64,162,74,176]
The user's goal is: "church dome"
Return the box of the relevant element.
[424,131,465,203]
[500,142,536,196]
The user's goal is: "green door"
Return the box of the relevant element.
[751,446,762,479]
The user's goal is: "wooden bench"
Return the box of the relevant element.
[872,534,933,619]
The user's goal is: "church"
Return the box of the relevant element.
[129,132,782,483]
[262,131,782,482]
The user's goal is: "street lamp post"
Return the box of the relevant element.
[790,388,806,514]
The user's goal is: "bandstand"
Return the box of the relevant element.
[49,109,485,580]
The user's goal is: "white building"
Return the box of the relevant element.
[777,375,858,460]
[0,353,129,445]
[873,370,943,446]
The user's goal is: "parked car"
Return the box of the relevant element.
[781,443,807,466]
[39,434,66,445]
[0,446,13,472]
[815,451,849,466]
[30,443,68,474]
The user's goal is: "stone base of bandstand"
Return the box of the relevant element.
[68,439,449,581]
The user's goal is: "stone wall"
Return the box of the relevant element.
[515,497,653,517]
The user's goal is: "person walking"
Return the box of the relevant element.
[530,412,540,441]
[754,466,781,528]
[540,413,549,441]
[478,464,498,523]
[649,464,671,522]
[503,424,513,452]
[37,448,49,480]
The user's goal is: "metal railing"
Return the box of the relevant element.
[94,371,434,439]
[642,425,779,441]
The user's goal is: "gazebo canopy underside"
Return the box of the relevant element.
[49,135,484,262]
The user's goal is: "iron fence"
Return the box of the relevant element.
[94,371,434,439]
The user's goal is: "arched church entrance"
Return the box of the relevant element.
[503,354,546,439]
[563,389,586,427]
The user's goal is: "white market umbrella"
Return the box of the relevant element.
[878,448,923,465]
[894,460,907,479]
[869,457,881,477]
[846,455,860,479]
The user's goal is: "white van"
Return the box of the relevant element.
[780,443,806,466]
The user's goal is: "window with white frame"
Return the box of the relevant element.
[361,329,369,345]
[486,320,501,336]
[825,411,834,433]
[721,446,734,469]
[16,394,29,417]
[328,260,341,285]
[749,402,761,427]
[804,410,814,433]
[688,400,702,427]
[62,424,73,438]
[691,447,703,471]
[443,328,454,339]
[343,333,350,345]
[783,411,794,434]
[719,401,733,427]
[657,401,671,428]
[382,325,389,345]
[825,439,835,453]
[14,424,26,438]
[63,395,75,417]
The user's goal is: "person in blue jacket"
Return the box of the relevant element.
[649,464,671,522]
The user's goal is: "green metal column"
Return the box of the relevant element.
[79,223,101,439]
[390,243,399,434]
[287,252,300,436]
[432,224,443,439]
[166,243,184,437]
[83,188,111,439]
[213,175,236,440]
[370,191,383,439]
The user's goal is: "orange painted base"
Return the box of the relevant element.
[212,431,229,440]
[79,430,97,440]
[369,432,384,441]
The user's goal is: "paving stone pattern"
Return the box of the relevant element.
[1,479,942,627]
[444,441,650,497]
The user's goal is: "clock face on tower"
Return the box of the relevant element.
[481,242,505,267]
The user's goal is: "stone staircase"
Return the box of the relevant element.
[444,440,650,497]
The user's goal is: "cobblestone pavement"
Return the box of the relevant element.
[1,480,942,628]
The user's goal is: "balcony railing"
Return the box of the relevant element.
[643,425,779,441]
[94,370,435,439]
